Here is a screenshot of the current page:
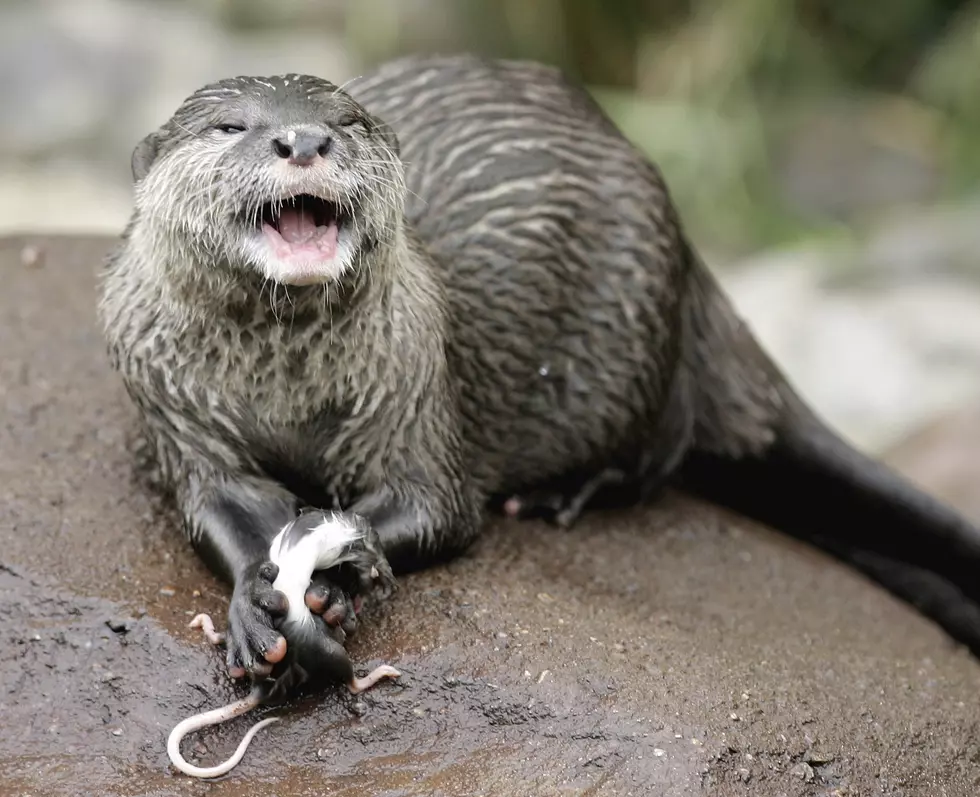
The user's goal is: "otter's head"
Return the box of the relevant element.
[130,74,403,288]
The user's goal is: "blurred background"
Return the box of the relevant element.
[2,0,979,494]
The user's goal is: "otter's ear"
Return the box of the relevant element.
[131,130,162,183]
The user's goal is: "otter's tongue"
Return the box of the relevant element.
[277,206,321,244]
[263,204,339,270]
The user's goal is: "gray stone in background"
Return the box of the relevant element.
[773,100,945,222]
[885,401,980,519]
[0,0,353,234]
[719,201,980,453]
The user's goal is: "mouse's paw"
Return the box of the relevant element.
[349,663,401,694]
[188,613,226,647]
[225,560,289,679]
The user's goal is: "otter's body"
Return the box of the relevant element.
[100,54,980,684]
[357,60,695,497]
[347,57,783,504]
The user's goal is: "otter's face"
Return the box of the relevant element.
[131,74,404,287]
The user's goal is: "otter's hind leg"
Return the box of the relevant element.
[501,468,630,528]
[503,365,695,528]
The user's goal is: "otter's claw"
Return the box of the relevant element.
[305,520,396,630]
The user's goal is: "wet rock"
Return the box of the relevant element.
[806,750,836,765]
[3,236,980,797]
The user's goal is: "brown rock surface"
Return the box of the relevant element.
[1,234,978,797]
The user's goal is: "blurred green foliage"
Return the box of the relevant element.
[342,0,980,256]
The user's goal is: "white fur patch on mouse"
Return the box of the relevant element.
[268,512,363,627]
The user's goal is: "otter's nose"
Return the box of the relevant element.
[272,131,332,165]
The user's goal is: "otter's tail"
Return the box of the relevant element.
[676,257,980,654]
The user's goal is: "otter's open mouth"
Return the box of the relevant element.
[260,194,348,244]
[246,193,358,284]
[255,193,355,270]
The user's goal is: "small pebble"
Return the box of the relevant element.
[792,762,815,783]
[110,728,122,737]
[653,748,665,757]
[106,618,132,634]
[20,245,43,268]
[159,587,176,597]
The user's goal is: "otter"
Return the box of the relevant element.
[98,54,980,693]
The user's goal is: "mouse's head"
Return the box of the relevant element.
[128,74,404,291]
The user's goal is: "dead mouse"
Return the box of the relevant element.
[167,511,401,779]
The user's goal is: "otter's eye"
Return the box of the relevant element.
[214,123,246,134]
[338,116,368,134]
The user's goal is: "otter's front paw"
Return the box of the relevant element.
[302,547,396,643]
[303,574,361,641]
[226,560,289,679]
